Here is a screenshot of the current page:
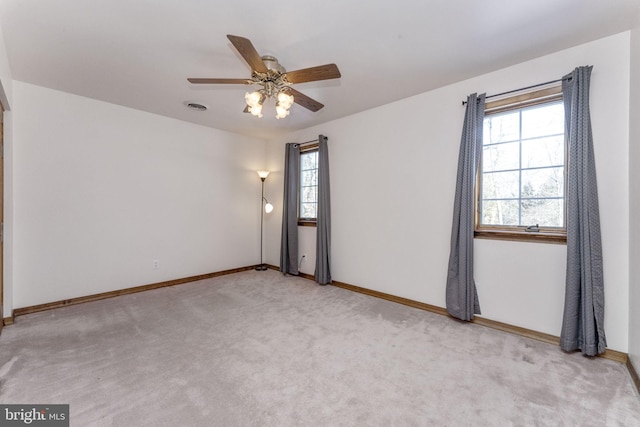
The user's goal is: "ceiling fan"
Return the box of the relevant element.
[188,35,341,119]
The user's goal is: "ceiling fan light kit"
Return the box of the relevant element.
[188,35,341,120]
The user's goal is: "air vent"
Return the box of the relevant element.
[185,102,208,111]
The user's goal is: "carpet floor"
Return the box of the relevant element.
[0,270,639,426]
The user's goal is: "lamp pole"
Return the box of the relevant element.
[256,171,270,271]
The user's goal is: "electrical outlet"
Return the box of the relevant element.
[153,259,160,270]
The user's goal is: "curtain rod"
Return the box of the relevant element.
[461,76,570,105]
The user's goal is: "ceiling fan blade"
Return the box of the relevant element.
[188,78,249,84]
[289,88,324,112]
[285,64,341,84]
[227,35,268,73]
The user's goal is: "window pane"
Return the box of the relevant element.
[302,186,317,203]
[482,200,519,225]
[521,167,564,198]
[484,111,519,144]
[301,202,317,219]
[482,171,519,199]
[301,169,317,186]
[521,135,564,168]
[521,103,564,139]
[521,198,563,227]
[300,150,319,220]
[301,151,318,170]
[479,97,565,232]
[482,142,519,172]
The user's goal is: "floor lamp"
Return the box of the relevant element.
[256,170,273,271]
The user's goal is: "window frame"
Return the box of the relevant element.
[474,86,567,244]
[298,143,319,227]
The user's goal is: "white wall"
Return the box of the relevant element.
[266,32,631,352]
[12,81,266,308]
[628,23,640,368]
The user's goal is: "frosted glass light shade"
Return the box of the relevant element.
[277,92,294,109]
[264,203,274,213]
[245,91,262,108]
[275,105,290,119]
[257,170,270,179]
[249,103,263,117]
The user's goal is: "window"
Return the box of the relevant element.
[476,87,566,243]
[299,145,318,225]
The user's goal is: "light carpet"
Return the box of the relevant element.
[0,270,639,426]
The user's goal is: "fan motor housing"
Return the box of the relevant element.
[261,56,286,74]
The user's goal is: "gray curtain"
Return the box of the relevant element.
[446,93,485,321]
[315,135,332,285]
[560,66,606,356]
[280,143,300,275]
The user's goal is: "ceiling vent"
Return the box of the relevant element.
[185,102,208,111]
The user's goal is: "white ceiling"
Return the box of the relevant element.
[0,0,639,139]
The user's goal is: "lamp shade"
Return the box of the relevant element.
[264,202,274,213]
[257,170,270,179]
